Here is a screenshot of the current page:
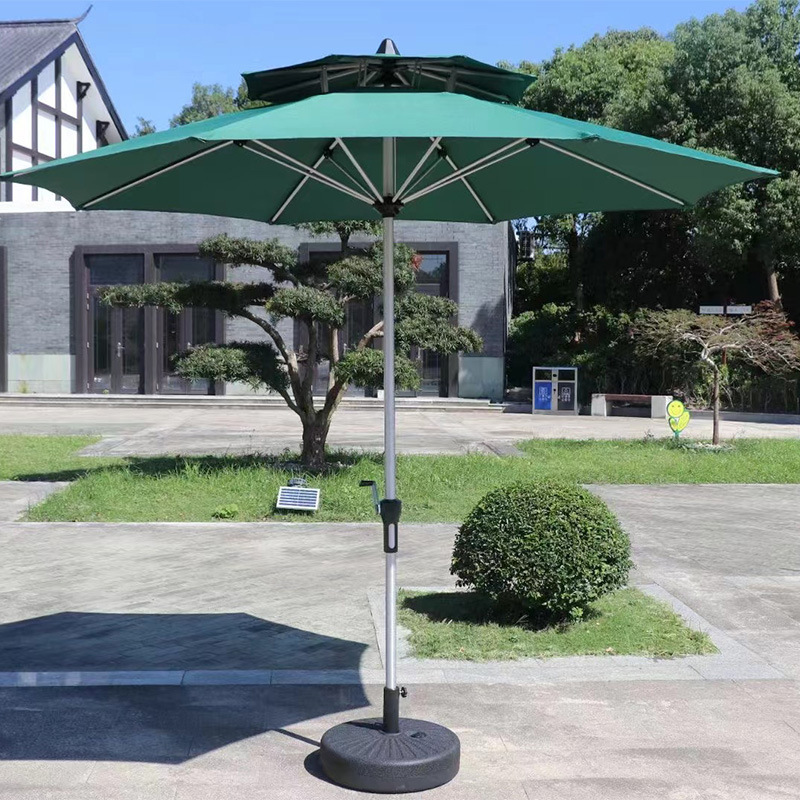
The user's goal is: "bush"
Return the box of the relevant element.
[212,503,239,520]
[451,482,631,618]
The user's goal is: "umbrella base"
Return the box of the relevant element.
[319,717,460,793]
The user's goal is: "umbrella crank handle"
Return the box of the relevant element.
[359,480,381,515]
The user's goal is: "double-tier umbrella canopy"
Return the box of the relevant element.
[0,43,778,794]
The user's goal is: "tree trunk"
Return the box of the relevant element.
[567,216,584,313]
[567,216,584,346]
[711,368,721,446]
[765,265,782,310]
[300,415,330,470]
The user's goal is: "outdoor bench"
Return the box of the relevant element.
[591,393,672,419]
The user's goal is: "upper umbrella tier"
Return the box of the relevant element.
[243,52,536,105]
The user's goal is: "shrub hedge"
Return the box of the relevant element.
[451,481,631,618]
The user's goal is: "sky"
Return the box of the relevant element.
[0,0,752,133]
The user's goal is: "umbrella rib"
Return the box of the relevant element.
[415,69,512,102]
[257,68,360,100]
[320,154,373,195]
[403,139,530,204]
[393,137,442,201]
[335,138,383,201]
[271,140,340,223]
[244,141,374,205]
[539,140,686,206]
[81,141,232,209]
[439,150,495,222]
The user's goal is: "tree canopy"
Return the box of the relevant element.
[512,0,800,315]
[101,225,481,467]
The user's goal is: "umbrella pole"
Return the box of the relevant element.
[381,136,401,734]
[317,137,460,793]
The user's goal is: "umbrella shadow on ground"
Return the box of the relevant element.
[0,612,371,764]
[14,451,382,483]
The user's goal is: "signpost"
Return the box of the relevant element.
[698,305,753,365]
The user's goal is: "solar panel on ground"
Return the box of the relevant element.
[276,486,321,511]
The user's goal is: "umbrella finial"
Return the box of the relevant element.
[377,38,400,55]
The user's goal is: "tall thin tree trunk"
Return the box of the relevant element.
[765,265,782,310]
[712,368,721,446]
[568,216,584,313]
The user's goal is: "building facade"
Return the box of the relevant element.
[0,15,513,400]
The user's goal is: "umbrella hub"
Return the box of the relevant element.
[374,195,404,217]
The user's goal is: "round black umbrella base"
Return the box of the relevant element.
[319,717,460,793]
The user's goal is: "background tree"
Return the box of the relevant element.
[509,28,675,314]
[170,83,239,127]
[508,2,800,317]
[634,303,800,443]
[100,225,482,468]
[169,80,267,128]
[132,117,156,137]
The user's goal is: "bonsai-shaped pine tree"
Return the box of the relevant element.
[635,302,800,444]
[100,221,482,468]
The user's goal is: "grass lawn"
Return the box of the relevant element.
[398,588,717,661]
[3,434,800,522]
[0,435,118,480]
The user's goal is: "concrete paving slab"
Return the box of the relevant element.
[0,481,69,521]
[2,403,799,461]
[0,485,798,798]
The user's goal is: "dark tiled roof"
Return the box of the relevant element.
[0,19,76,94]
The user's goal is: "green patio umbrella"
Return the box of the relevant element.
[0,41,778,794]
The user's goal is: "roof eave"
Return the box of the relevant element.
[0,27,128,141]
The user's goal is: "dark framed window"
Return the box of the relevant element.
[72,246,224,395]
[415,252,449,292]
[401,242,459,397]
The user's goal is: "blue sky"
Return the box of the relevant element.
[1,0,751,133]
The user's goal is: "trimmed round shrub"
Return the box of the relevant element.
[451,482,631,618]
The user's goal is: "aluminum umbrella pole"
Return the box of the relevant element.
[315,135,460,794]
[381,135,402,733]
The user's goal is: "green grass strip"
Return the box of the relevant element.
[398,588,717,661]
[3,434,800,522]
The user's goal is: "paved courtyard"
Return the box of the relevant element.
[0,485,798,798]
[1,401,799,456]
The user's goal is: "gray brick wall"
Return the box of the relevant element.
[0,210,510,389]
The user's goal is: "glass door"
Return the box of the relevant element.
[87,255,145,394]
[407,252,449,397]
[156,254,216,394]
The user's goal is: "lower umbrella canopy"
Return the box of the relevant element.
[0,91,776,225]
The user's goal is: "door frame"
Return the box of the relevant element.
[0,246,7,393]
[87,298,146,394]
[72,244,225,394]
[398,241,459,398]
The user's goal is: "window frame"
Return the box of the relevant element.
[72,244,225,394]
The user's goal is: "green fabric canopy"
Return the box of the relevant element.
[0,90,777,225]
[243,52,536,104]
